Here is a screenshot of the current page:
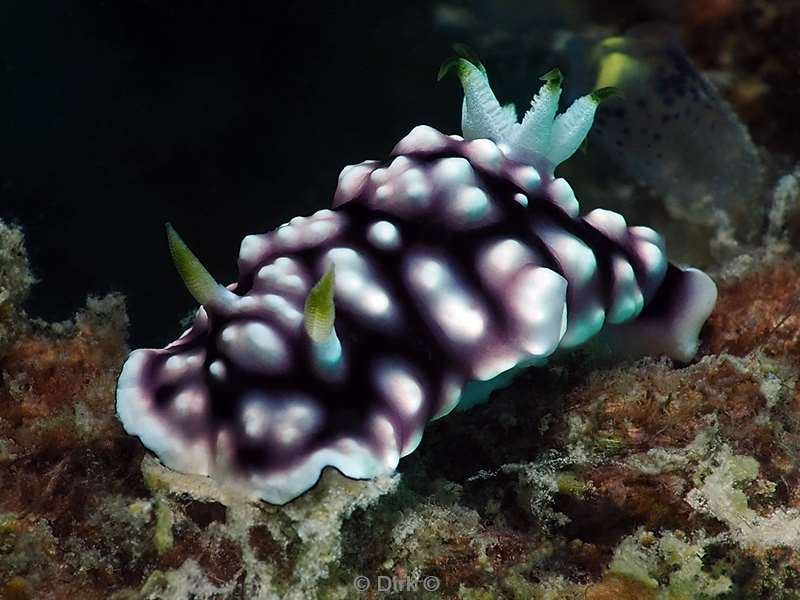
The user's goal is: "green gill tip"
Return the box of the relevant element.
[591,86,624,103]
[437,43,484,81]
[539,67,564,89]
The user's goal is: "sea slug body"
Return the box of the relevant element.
[116,52,717,504]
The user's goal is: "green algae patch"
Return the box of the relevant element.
[153,501,175,555]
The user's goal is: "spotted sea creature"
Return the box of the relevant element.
[566,25,764,238]
[116,51,717,504]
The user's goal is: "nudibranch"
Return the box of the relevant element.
[116,52,717,504]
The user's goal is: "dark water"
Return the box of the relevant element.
[0,1,725,347]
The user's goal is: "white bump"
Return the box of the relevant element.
[239,235,268,265]
[508,266,568,356]
[584,208,627,242]
[334,161,377,207]
[367,220,401,250]
[370,168,389,185]
[336,268,364,296]
[272,398,322,446]
[432,157,474,187]
[325,248,399,327]
[630,226,665,250]
[219,322,290,374]
[514,193,528,207]
[465,138,502,170]
[548,178,579,217]
[405,180,431,207]
[401,428,424,457]
[215,428,236,466]
[236,296,259,312]
[638,241,664,271]
[164,355,186,376]
[256,265,276,282]
[478,238,537,287]
[246,322,285,354]
[531,223,605,348]
[446,186,493,226]
[282,275,306,293]
[221,326,237,344]
[276,224,299,245]
[388,155,412,174]
[410,256,445,290]
[436,293,486,342]
[632,238,668,299]
[625,232,668,301]
[607,255,644,324]
[393,125,448,154]
[241,394,322,446]
[432,375,463,420]
[362,288,392,318]
[512,165,542,193]
[304,216,341,244]
[262,294,303,329]
[174,389,205,416]
[474,351,521,382]
[256,259,308,295]
[536,226,597,286]
[208,360,226,380]
[370,415,400,469]
[185,353,203,368]
[398,168,431,207]
[274,256,294,269]
[407,253,488,346]
[359,285,394,320]
[242,398,271,438]
[375,184,392,202]
[375,362,424,417]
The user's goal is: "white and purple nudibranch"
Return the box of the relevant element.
[116,55,717,504]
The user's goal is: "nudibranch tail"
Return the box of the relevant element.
[604,266,717,362]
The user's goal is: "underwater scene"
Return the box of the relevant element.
[3,0,800,598]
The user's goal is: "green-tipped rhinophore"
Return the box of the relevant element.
[166,223,220,306]
[304,264,336,343]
